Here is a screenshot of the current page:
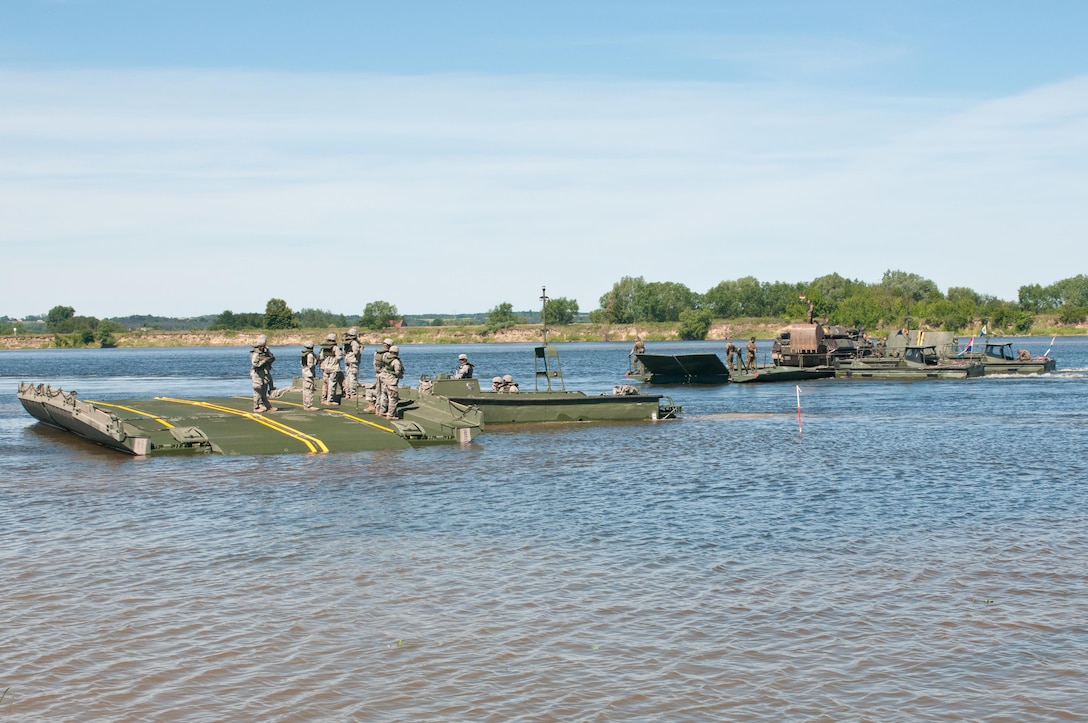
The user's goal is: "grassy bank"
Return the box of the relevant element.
[1,316,1081,350]
[0,320,788,350]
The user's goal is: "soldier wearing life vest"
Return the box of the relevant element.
[343,327,363,399]
[250,335,276,413]
[377,345,404,419]
[320,333,344,406]
[300,341,318,410]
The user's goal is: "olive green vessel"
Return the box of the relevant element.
[408,344,680,424]
[17,381,482,456]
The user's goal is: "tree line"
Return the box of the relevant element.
[593,270,1088,337]
[20,270,1088,347]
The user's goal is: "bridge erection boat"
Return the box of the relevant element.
[834,345,984,380]
[412,343,680,423]
[17,382,482,456]
[953,339,1057,375]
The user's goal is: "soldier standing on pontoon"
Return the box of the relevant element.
[377,345,404,419]
[320,332,344,406]
[745,337,757,371]
[366,337,393,413]
[300,340,318,411]
[343,327,363,399]
[250,335,276,413]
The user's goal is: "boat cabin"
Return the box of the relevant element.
[984,341,1021,361]
[903,345,940,366]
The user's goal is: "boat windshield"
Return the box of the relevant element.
[985,343,1014,360]
[904,346,938,365]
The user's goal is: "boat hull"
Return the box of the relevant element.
[17,382,481,456]
[834,361,984,379]
[416,378,680,424]
[976,359,1057,374]
[728,365,836,383]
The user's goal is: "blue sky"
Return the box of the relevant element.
[3,1,1087,318]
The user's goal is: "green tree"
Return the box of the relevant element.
[597,276,647,324]
[543,296,579,325]
[1057,304,1087,325]
[264,298,297,329]
[485,302,522,332]
[880,269,940,302]
[677,308,714,340]
[1053,274,1088,308]
[209,310,263,330]
[636,281,699,322]
[1018,283,1055,311]
[296,308,347,328]
[45,305,76,332]
[835,289,883,330]
[361,300,400,330]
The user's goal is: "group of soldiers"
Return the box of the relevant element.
[250,330,405,418]
[724,336,758,372]
[249,336,522,418]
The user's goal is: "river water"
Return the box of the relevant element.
[2,337,1086,721]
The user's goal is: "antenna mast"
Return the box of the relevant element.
[540,286,550,346]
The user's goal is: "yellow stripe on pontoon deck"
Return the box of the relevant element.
[87,401,175,428]
[156,397,329,454]
[245,398,398,434]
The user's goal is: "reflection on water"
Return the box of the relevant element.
[2,338,1087,720]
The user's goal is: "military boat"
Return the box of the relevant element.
[834,345,984,379]
[950,339,1057,374]
[411,343,680,423]
[17,381,482,456]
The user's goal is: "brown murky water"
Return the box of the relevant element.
[3,340,1086,720]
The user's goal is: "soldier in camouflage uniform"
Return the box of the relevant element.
[745,337,757,371]
[343,327,363,399]
[250,335,276,412]
[725,338,738,371]
[366,337,393,413]
[377,345,404,418]
[300,340,318,410]
[452,353,474,379]
[320,332,344,406]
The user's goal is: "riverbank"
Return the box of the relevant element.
[0,320,788,350]
[2,317,1080,350]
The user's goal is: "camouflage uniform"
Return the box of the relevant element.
[629,336,645,373]
[320,333,344,405]
[501,374,519,393]
[491,376,503,392]
[300,341,318,410]
[452,353,474,379]
[745,338,757,371]
[250,336,275,412]
[343,328,363,398]
[367,338,393,412]
[725,339,738,370]
[377,345,404,418]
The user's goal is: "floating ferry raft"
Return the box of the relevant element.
[17,382,482,456]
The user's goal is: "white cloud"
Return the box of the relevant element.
[1,68,1085,318]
